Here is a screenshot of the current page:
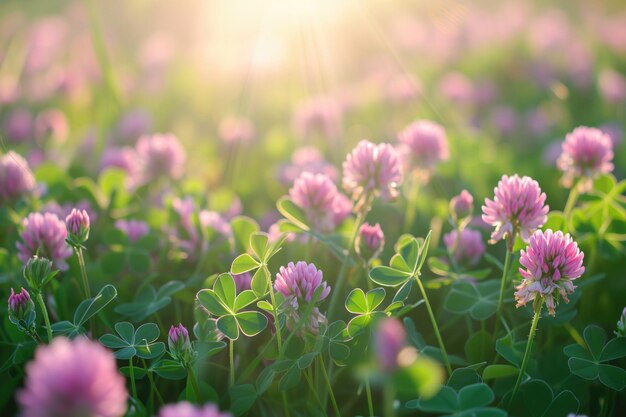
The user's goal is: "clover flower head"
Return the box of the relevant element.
[278,146,338,186]
[17,337,128,417]
[115,219,150,243]
[557,126,614,192]
[17,212,73,271]
[342,140,403,211]
[482,174,548,244]
[290,172,347,233]
[0,151,36,203]
[398,120,449,172]
[136,133,186,182]
[356,222,385,260]
[443,228,485,267]
[65,208,90,245]
[275,262,330,335]
[375,318,407,372]
[515,229,585,316]
[450,189,474,222]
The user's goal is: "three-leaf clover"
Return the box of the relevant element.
[114,281,184,321]
[231,232,287,297]
[444,280,501,320]
[504,379,580,417]
[564,325,626,391]
[369,232,431,288]
[196,273,267,340]
[345,287,397,336]
[99,322,165,359]
[406,382,505,417]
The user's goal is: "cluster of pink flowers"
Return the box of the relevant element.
[342,140,403,211]
[17,212,73,271]
[398,120,449,174]
[136,133,186,183]
[289,172,351,233]
[482,174,548,244]
[0,151,36,203]
[515,229,585,316]
[275,262,330,334]
[557,126,614,191]
[443,229,485,267]
[17,337,128,417]
[115,219,150,242]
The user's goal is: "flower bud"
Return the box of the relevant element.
[168,324,193,365]
[23,255,57,293]
[356,223,385,261]
[65,208,90,246]
[616,307,626,338]
[8,288,36,330]
[450,190,473,223]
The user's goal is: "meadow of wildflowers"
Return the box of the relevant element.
[1,1,626,416]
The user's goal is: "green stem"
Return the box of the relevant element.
[415,277,452,375]
[562,183,580,233]
[384,384,395,417]
[35,293,52,343]
[303,369,328,417]
[27,328,43,344]
[128,358,138,400]
[327,202,369,319]
[509,298,543,408]
[142,359,164,405]
[76,248,90,299]
[229,339,235,386]
[493,247,513,339]
[187,365,202,403]
[365,378,374,417]
[282,392,291,417]
[320,356,341,417]
[264,265,283,352]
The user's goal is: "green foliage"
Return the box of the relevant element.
[196,274,267,340]
[504,379,579,417]
[369,232,431,287]
[406,382,505,417]
[564,325,626,390]
[51,284,117,337]
[444,280,501,320]
[115,281,184,321]
[99,322,165,360]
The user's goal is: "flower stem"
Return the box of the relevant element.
[264,265,283,352]
[327,203,369,319]
[142,359,164,405]
[229,339,235,386]
[187,365,202,403]
[509,298,543,408]
[76,247,90,299]
[365,378,374,417]
[27,328,43,344]
[128,357,138,400]
[415,277,452,375]
[320,356,341,417]
[562,183,580,233]
[35,292,53,343]
[303,370,328,417]
[493,247,513,339]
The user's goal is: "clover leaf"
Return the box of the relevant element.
[231,232,287,297]
[444,280,501,320]
[114,281,185,322]
[564,325,626,391]
[406,382,505,417]
[504,379,579,417]
[196,273,267,340]
[345,287,400,336]
[51,284,117,337]
[369,232,431,287]
[99,322,165,360]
